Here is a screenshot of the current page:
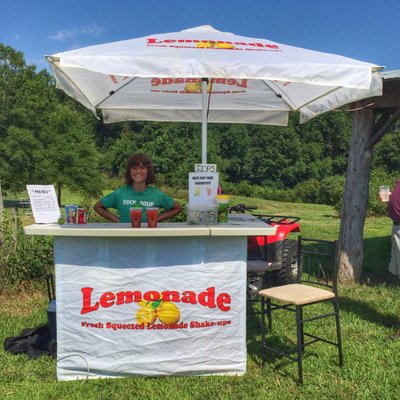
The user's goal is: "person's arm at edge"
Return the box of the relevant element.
[158,201,182,222]
[93,200,120,223]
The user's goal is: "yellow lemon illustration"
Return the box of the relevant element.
[156,302,180,325]
[136,306,157,325]
[184,82,212,93]
[195,41,215,48]
[184,82,201,93]
[215,43,235,49]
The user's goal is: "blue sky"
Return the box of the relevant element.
[1,0,399,73]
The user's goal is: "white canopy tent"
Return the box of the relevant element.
[47,25,383,163]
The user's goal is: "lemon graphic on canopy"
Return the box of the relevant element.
[184,81,212,94]
[215,43,235,49]
[195,41,215,48]
[184,82,202,93]
[156,301,180,325]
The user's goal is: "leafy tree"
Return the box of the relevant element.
[38,104,103,201]
[213,124,251,183]
[373,128,400,173]
[0,43,103,202]
[293,112,351,182]
[0,44,55,192]
[246,123,302,187]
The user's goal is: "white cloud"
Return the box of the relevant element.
[49,23,105,41]
[81,24,103,37]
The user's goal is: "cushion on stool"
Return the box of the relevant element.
[259,283,335,305]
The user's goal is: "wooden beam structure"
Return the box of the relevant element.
[368,75,400,148]
[338,71,400,282]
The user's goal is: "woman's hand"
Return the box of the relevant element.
[379,192,392,203]
[157,201,182,222]
[93,200,120,223]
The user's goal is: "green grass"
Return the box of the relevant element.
[1,195,400,399]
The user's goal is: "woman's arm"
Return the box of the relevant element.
[93,200,120,223]
[158,201,182,222]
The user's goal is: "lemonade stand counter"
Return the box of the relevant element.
[24,217,276,381]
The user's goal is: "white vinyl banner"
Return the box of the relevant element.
[54,236,247,380]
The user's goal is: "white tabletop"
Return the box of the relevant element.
[209,214,276,236]
[23,222,210,237]
[23,214,276,238]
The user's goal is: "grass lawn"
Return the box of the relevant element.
[1,195,399,399]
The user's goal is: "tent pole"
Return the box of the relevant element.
[201,78,208,164]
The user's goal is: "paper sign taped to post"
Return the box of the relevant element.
[26,185,61,223]
[188,172,219,205]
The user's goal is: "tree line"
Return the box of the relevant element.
[1,43,399,208]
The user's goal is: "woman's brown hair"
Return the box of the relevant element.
[124,153,155,185]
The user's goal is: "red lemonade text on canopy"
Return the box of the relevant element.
[147,37,279,49]
[151,78,248,88]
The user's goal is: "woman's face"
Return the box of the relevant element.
[130,164,148,185]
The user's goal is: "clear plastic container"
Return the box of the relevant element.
[186,204,218,224]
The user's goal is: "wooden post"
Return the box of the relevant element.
[338,103,375,282]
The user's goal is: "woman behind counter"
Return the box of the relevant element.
[94,153,182,223]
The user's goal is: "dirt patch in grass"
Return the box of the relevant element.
[0,284,46,317]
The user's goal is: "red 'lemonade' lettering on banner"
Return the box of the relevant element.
[80,287,231,315]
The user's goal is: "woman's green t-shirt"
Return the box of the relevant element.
[101,186,175,222]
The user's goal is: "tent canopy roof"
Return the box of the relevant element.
[47,25,383,125]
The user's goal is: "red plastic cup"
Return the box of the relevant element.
[130,208,142,228]
[146,207,159,228]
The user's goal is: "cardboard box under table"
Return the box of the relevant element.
[24,217,276,380]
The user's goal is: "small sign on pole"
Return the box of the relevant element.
[194,164,217,173]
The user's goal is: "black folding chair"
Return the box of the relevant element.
[258,236,343,384]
